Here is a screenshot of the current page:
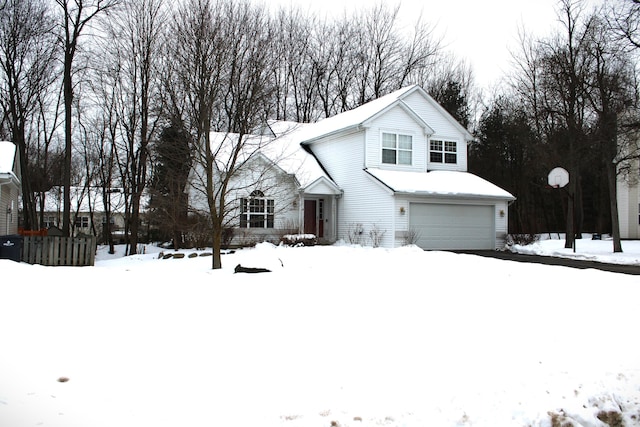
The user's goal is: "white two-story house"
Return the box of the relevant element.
[214,85,515,250]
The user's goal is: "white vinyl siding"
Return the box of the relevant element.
[312,132,395,248]
[365,105,426,171]
[402,90,468,172]
[616,167,640,239]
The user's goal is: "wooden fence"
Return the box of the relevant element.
[21,236,97,266]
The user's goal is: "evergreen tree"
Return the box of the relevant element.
[149,121,192,248]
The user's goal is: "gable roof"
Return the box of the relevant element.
[298,85,473,145]
[209,121,339,192]
[365,168,515,200]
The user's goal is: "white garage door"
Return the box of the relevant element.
[410,203,495,250]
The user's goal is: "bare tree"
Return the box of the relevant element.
[586,10,640,252]
[511,0,595,250]
[0,0,58,230]
[168,0,276,269]
[608,0,640,49]
[55,0,121,237]
[168,0,227,267]
[99,0,165,254]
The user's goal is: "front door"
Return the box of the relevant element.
[303,199,325,238]
[304,200,316,235]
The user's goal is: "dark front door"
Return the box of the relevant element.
[304,200,316,235]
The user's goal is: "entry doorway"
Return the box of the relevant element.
[303,199,324,238]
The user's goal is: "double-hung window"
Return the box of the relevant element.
[430,140,457,164]
[240,190,274,228]
[382,132,412,165]
[44,216,57,228]
[74,216,89,228]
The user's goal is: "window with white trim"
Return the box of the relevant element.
[240,190,274,228]
[44,216,57,228]
[74,216,89,228]
[430,139,457,164]
[382,132,412,165]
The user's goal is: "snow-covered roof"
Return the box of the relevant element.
[210,121,338,191]
[40,187,142,213]
[297,85,473,144]
[0,140,16,174]
[365,168,516,200]
[296,86,418,144]
[0,140,20,187]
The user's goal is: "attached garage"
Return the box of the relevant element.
[410,203,495,250]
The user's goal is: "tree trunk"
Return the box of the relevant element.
[62,49,73,237]
[565,188,575,250]
[212,226,222,270]
[606,160,623,253]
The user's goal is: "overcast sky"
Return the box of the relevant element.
[269,0,605,90]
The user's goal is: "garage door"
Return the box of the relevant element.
[410,203,495,250]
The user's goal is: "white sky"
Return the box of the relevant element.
[269,0,604,89]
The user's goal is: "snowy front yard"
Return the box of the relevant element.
[1,241,639,427]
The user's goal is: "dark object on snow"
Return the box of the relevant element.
[234,264,271,273]
[0,235,22,262]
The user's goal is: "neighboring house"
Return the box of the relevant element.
[617,158,640,239]
[208,85,515,250]
[39,186,139,243]
[0,141,21,236]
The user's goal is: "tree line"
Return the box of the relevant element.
[470,0,640,253]
[0,0,638,267]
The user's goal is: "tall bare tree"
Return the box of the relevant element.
[586,11,639,252]
[0,0,57,230]
[55,0,120,237]
[168,0,276,269]
[100,0,165,254]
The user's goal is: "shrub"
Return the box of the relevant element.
[507,233,539,246]
[347,223,365,245]
[280,234,317,247]
[368,224,386,248]
[403,228,421,246]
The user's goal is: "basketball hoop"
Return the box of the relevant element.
[548,167,569,188]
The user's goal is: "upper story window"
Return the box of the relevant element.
[382,132,412,165]
[240,190,274,229]
[430,140,457,164]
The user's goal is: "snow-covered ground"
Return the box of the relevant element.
[1,237,639,427]
[510,233,640,266]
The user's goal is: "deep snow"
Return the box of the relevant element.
[1,237,639,427]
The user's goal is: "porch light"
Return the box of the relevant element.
[399,206,406,214]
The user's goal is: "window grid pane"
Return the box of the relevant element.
[445,141,456,152]
[445,153,457,164]
[382,133,396,148]
[382,149,396,164]
[398,150,412,165]
[398,135,412,150]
